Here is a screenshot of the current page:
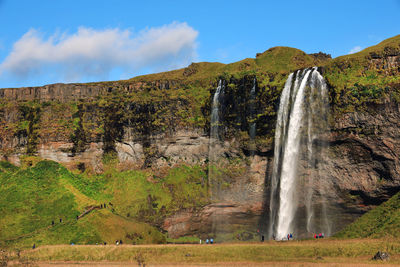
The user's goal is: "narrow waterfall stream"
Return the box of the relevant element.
[210,80,223,142]
[249,77,257,141]
[209,80,224,198]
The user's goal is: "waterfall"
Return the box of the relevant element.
[209,80,224,198]
[210,80,223,142]
[249,77,257,141]
[268,67,330,240]
[268,72,295,239]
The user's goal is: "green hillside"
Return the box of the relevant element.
[335,191,400,238]
[0,160,208,248]
[129,46,329,84]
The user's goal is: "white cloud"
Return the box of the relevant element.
[0,22,198,82]
[348,46,362,54]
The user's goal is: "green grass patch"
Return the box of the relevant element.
[335,191,400,238]
[0,160,209,248]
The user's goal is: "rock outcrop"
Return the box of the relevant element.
[163,202,263,239]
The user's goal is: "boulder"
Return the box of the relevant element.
[372,251,390,261]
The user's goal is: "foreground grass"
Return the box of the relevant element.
[14,238,400,265]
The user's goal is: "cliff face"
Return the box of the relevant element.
[0,80,181,102]
[0,35,400,239]
[329,102,400,205]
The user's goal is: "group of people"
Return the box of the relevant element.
[51,218,63,225]
[200,238,214,244]
[33,203,115,249]
[314,233,325,239]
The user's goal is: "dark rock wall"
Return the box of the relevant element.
[328,102,400,206]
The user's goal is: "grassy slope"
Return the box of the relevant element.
[0,160,79,241]
[0,161,147,248]
[335,191,400,238]
[0,160,208,248]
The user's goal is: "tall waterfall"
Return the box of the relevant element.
[268,67,330,240]
[209,80,224,197]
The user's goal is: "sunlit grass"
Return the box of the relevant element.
[14,238,400,265]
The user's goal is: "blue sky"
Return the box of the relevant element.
[0,0,399,88]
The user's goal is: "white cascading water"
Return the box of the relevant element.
[304,70,331,236]
[210,80,223,143]
[209,80,224,197]
[249,77,257,141]
[268,72,294,239]
[269,67,330,240]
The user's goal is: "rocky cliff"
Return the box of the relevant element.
[0,35,399,239]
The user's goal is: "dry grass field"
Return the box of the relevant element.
[3,238,400,266]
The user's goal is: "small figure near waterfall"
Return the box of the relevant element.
[286,233,293,240]
[314,233,324,239]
